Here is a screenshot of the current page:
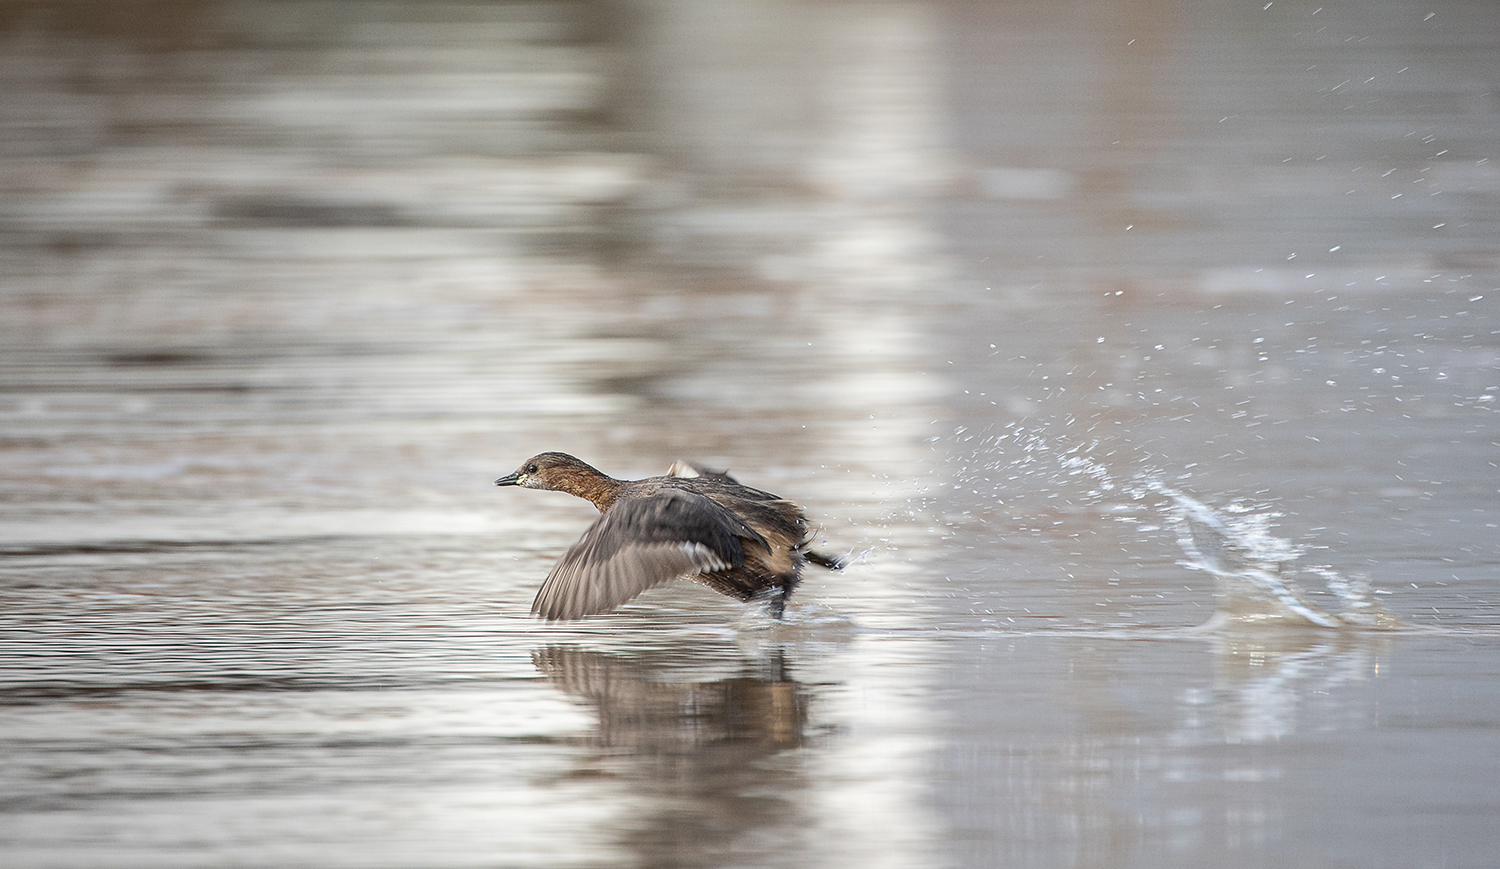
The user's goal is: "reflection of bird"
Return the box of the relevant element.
[495,452,844,620]
[532,645,808,749]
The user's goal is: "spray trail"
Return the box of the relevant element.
[947,424,1398,629]
[1148,483,1395,628]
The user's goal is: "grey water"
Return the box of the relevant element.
[2,1,1499,867]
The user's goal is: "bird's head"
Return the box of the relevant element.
[494,452,605,493]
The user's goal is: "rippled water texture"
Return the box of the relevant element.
[2,1,1499,867]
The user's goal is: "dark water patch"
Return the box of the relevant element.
[0,535,360,558]
[102,351,218,368]
[213,196,412,228]
[0,673,536,706]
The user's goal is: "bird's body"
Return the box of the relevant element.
[495,452,844,620]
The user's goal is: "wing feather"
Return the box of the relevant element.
[531,489,746,620]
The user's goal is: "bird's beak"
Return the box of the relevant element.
[494,472,523,487]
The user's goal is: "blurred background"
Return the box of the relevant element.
[1,1,1498,867]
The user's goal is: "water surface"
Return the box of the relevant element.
[2,1,1498,867]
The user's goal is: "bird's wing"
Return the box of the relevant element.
[531,488,758,620]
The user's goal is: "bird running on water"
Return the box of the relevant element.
[495,452,845,620]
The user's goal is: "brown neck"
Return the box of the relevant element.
[562,471,626,512]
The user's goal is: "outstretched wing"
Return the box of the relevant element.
[531,488,764,620]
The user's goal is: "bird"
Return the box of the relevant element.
[494,452,845,620]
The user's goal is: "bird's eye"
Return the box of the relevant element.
[526,464,539,474]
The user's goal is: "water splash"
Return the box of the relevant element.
[945,423,1400,630]
[1152,484,1396,629]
